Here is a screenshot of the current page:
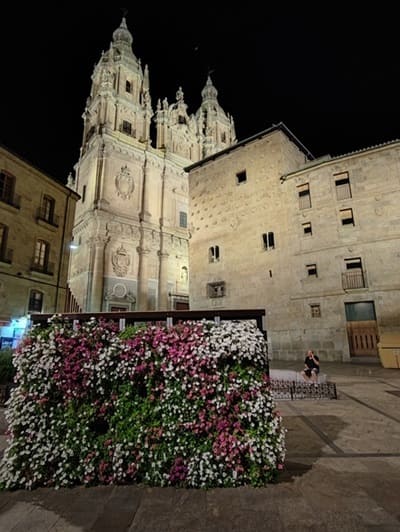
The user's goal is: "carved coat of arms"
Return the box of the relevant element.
[111,245,130,277]
[115,165,134,199]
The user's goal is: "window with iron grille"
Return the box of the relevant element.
[343,258,366,289]
[262,232,275,250]
[297,183,311,209]
[209,245,220,262]
[207,281,225,298]
[310,304,321,317]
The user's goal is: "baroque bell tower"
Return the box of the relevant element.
[68,17,236,312]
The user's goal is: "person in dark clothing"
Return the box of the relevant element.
[301,350,320,383]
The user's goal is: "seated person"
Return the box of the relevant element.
[301,350,320,383]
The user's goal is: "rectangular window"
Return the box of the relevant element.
[38,195,57,225]
[0,224,11,263]
[335,172,352,200]
[303,222,312,236]
[297,183,311,209]
[207,281,225,298]
[310,304,321,317]
[82,185,86,203]
[122,120,132,135]
[32,239,50,272]
[342,258,366,289]
[340,208,354,225]
[209,245,220,262]
[0,171,15,204]
[262,232,275,250]
[125,80,132,93]
[236,170,247,184]
[306,263,318,277]
[34,240,48,267]
[28,290,43,313]
[179,211,187,228]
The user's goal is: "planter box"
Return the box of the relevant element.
[378,333,400,369]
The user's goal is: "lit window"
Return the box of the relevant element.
[32,240,50,273]
[262,232,275,250]
[340,208,354,226]
[298,183,311,209]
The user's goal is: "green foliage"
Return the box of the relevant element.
[0,348,15,385]
[118,324,146,340]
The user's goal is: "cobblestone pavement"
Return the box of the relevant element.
[0,360,399,531]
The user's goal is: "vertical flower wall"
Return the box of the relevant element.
[0,317,285,489]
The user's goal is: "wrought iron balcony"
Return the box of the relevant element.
[30,261,54,276]
[0,248,13,264]
[0,193,21,209]
[36,207,59,227]
[342,270,367,290]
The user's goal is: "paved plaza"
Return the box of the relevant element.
[0,360,399,531]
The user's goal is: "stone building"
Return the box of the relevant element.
[186,123,400,361]
[0,144,79,346]
[68,18,236,312]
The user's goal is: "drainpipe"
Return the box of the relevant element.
[54,189,72,311]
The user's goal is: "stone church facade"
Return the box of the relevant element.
[186,124,400,361]
[68,18,236,312]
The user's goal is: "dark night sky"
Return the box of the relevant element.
[2,6,400,182]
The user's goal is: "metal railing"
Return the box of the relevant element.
[30,308,266,334]
[342,270,367,290]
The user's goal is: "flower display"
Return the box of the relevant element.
[0,317,286,490]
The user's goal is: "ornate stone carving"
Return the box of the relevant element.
[115,165,134,199]
[111,245,131,277]
[104,283,136,303]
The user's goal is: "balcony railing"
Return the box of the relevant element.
[30,261,54,276]
[36,207,59,227]
[0,193,21,209]
[342,270,367,290]
[0,248,13,264]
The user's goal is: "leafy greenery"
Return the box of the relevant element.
[0,318,286,490]
[0,348,15,385]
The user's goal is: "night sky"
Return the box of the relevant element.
[2,6,399,182]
